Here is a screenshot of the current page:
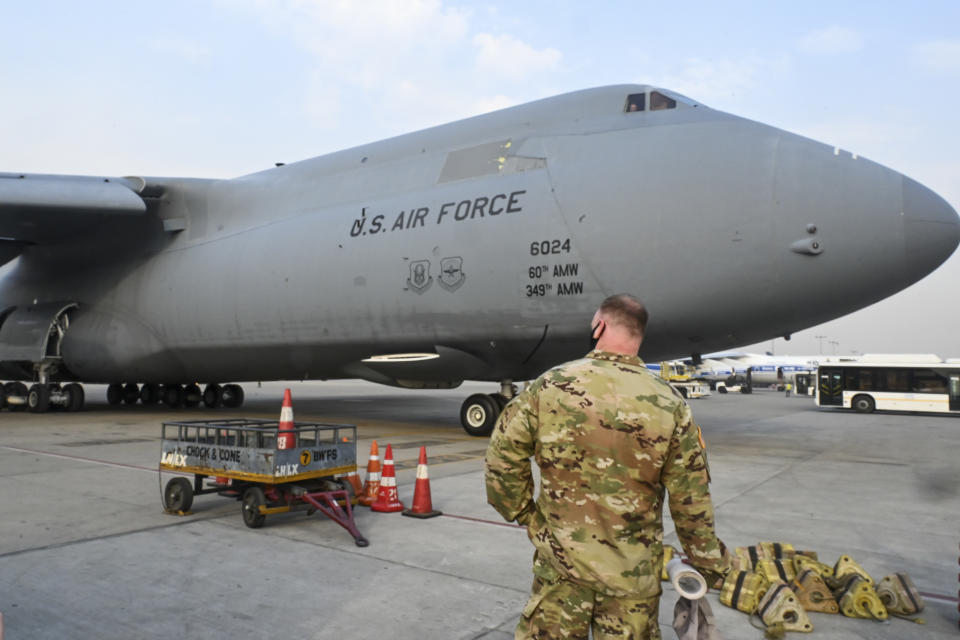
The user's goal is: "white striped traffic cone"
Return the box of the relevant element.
[402,446,441,518]
[371,444,404,512]
[358,440,381,506]
[277,388,295,450]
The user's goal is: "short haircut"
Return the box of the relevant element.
[598,294,648,338]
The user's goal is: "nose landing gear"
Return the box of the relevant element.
[459,380,519,437]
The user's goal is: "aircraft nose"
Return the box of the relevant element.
[902,177,960,274]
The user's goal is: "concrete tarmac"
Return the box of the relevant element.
[1,381,958,639]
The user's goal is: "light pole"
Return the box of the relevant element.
[829,340,839,355]
[814,335,826,355]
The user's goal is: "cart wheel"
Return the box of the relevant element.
[164,477,194,512]
[241,486,267,528]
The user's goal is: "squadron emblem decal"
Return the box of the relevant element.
[438,256,466,291]
[406,260,433,293]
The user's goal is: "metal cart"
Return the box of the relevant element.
[159,418,368,546]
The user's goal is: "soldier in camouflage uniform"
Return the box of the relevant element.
[485,294,731,639]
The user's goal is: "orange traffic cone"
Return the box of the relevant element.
[358,440,381,506]
[403,446,441,518]
[277,388,295,450]
[371,444,404,512]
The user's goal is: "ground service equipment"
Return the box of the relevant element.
[658,361,711,399]
[159,418,368,546]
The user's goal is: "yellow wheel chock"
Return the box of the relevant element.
[720,570,770,614]
[757,581,813,633]
[791,568,839,614]
[833,574,888,620]
[876,573,925,619]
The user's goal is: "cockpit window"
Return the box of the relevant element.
[650,91,677,111]
[625,93,645,112]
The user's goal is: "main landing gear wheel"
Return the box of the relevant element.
[106,383,123,406]
[222,384,244,408]
[122,383,140,405]
[202,384,222,408]
[5,382,27,412]
[164,477,194,512]
[163,384,184,408]
[241,486,267,528]
[64,383,85,411]
[184,384,202,408]
[460,393,499,437]
[140,384,161,405]
[28,384,50,413]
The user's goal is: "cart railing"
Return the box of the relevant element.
[161,418,355,449]
[160,419,357,481]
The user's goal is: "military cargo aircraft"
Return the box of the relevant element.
[1,85,958,434]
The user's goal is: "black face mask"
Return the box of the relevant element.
[589,322,603,351]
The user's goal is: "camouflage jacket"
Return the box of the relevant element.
[485,350,730,597]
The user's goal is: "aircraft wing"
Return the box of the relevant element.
[0,173,148,246]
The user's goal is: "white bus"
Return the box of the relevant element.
[817,362,960,414]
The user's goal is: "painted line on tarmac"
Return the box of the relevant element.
[441,513,524,529]
[0,511,235,560]
[0,445,157,474]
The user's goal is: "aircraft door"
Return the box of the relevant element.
[949,373,960,411]
[818,367,843,405]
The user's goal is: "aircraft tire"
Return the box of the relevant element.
[6,382,27,412]
[28,384,50,413]
[222,384,244,408]
[460,393,498,437]
[852,394,875,414]
[163,384,184,408]
[122,383,140,405]
[489,393,509,412]
[163,477,194,512]
[184,384,202,408]
[140,384,161,405]
[106,383,123,405]
[202,384,222,408]
[64,383,85,411]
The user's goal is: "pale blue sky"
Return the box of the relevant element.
[1,1,957,356]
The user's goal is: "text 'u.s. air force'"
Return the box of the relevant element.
[350,190,526,238]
